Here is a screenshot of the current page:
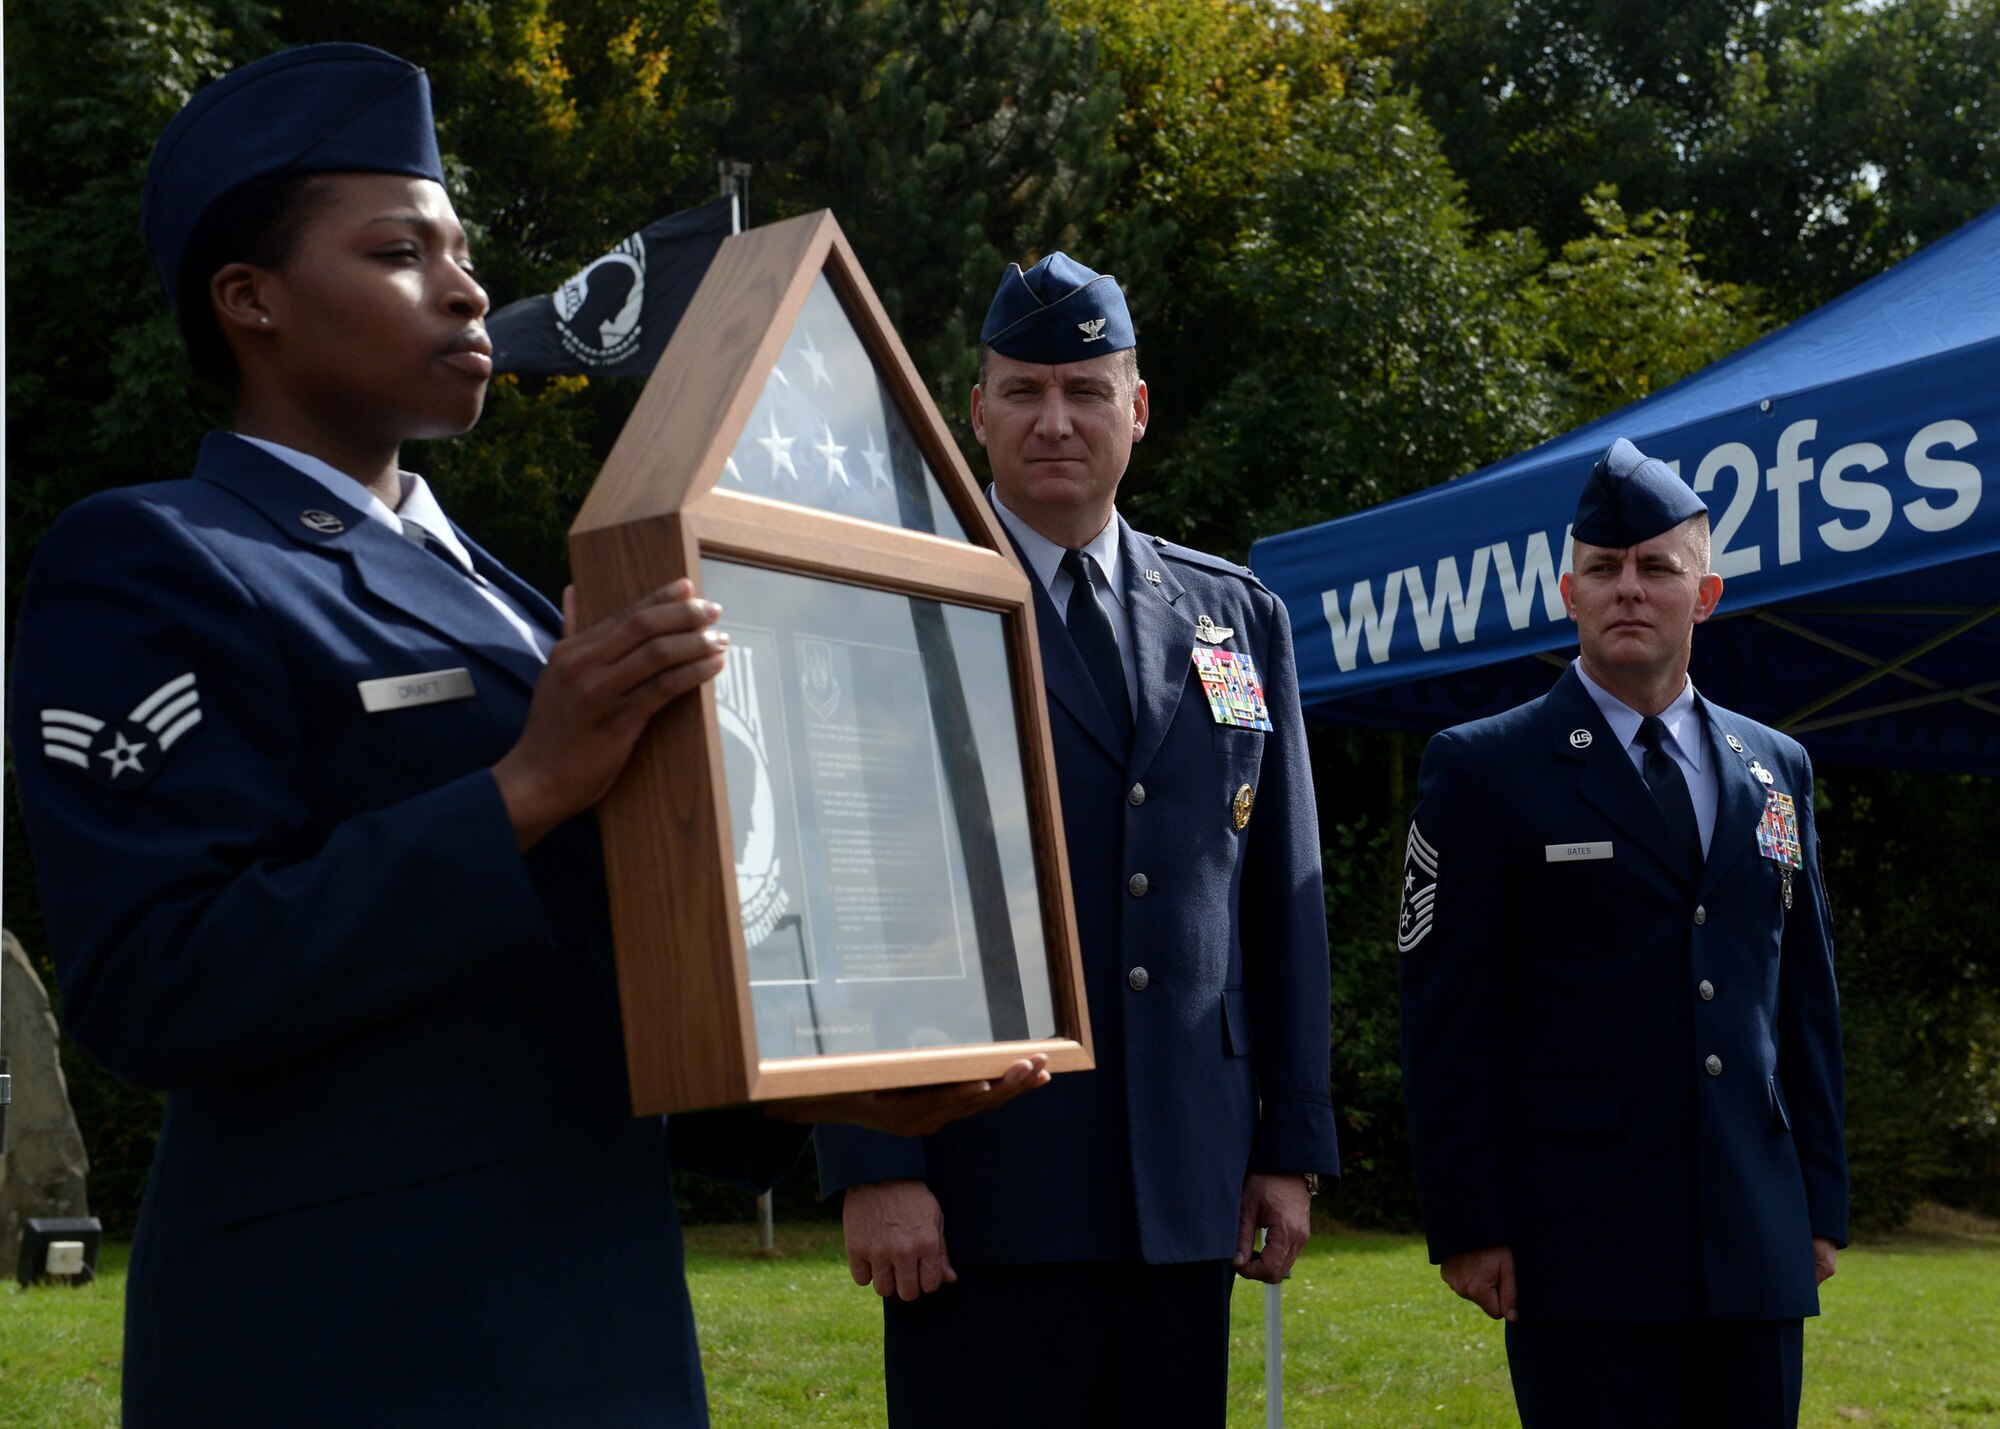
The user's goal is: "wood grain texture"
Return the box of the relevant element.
[1005,606,1093,1068]
[692,492,1028,608]
[818,228,1016,558]
[571,518,759,1116]
[749,1039,1096,1103]
[570,209,1093,1114]
[572,211,832,537]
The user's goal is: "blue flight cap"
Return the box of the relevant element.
[1573,438,1709,547]
[980,252,1136,364]
[142,42,446,310]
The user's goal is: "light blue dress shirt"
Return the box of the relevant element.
[989,487,1139,712]
[1574,659,1719,855]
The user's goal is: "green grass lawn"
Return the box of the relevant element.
[4,1211,1996,1426]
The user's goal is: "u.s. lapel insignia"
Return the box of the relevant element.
[1725,734,1745,753]
[300,509,345,534]
[40,672,203,789]
[1232,783,1255,831]
[1143,569,1163,585]
[1195,614,1235,644]
[1749,759,1775,786]
[1569,728,1593,749]
[1398,821,1439,953]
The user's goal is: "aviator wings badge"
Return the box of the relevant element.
[1194,615,1235,645]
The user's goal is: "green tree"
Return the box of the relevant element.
[1538,187,1766,424]
[711,0,1135,423]
[1050,0,1362,497]
[1129,73,1557,557]
[1398,0,2000,317]
[1816,770,2000,1229]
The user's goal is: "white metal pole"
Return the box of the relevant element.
[1264,1281,1283,1428]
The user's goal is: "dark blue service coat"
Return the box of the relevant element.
[8,433,793,1426]
[1398,666,1848,1323]
[817,516,1340,1266]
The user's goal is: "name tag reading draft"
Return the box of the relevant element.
[357,667,475,713]
[1545,842,1613,862]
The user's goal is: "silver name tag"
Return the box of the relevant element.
[357,667,475,713]
[1545,842,1613,863]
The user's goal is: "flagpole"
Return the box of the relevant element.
[718,159,751,233]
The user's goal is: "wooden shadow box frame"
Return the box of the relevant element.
[569,209,1093,1115]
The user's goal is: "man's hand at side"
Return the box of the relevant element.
[1234,1173,1312,1283]
[843,1179,954,1302]
[1440,1244,1518,1321]
[1813,1236,1838,1285]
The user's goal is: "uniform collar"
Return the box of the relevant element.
[231,433,475,576]
[987,486,1123,609]
[1572,658,1705,773]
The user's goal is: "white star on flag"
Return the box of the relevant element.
[797,330,833,389]
[816,420,850,487]
[724,456,744,484]
[757,412,798,481]
[860,430,893,491]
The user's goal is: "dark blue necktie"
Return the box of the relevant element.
[1060,549,1133,747]
[1638,715,1704,875]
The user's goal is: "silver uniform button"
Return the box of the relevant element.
[1128,783,1146,807]
[1128,966,1150,992]
[1694,905,1707,925]
[1699,979,1715,1001]
[1128,873,1149,897]
[1705,1054,1723,1076]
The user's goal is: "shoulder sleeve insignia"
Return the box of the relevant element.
[40,672,203,790]
[1397,820,1439,953]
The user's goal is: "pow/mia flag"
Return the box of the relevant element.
[1397,821,1437,953]
[489,198,733,378]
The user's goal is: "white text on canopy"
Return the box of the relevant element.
[1319,417,1984,672]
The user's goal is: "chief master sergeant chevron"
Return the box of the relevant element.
[1398,439,1848,1428]
[815,253,1341,1426]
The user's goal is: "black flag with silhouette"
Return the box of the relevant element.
[489,198,732,378]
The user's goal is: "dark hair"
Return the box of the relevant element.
[174,171,333,386]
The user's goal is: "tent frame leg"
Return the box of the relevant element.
[1776,600,2000,730]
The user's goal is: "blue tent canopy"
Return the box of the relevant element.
[1249,203,2000,773]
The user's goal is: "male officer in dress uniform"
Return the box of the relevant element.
[1398,440,1849,1427]
[815,255,1341,1425]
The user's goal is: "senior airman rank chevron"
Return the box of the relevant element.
[1397,820,1438,953]
[40,672,202,790]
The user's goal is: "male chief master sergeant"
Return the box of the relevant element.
[1398,440,1849,1428]
[816,254,1341,1425]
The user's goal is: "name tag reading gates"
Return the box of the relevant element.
[1545,842,1614,862]
[357,667,476,713]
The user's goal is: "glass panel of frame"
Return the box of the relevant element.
[706,558,1055,1059]
[719,274,970,541]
